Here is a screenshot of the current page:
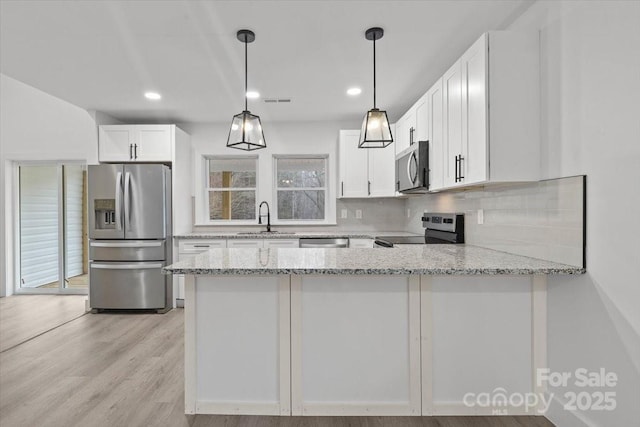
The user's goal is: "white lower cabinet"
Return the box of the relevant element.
[177,239,227,301]
[179,239,227,253]
[290,275,421,416]
[422,276,536,415]
[264,239,299,248]
[227,239,263,249]
[190,276,291,415]
[187,274,546,416]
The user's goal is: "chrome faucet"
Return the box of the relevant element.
[258,201,271,232]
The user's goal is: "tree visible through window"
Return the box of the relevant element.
[275,157,327,221]
[207,157,257,220]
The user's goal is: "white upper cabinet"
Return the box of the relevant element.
[98,126,136,162]
[137,125,172,162]
[395,106,417,156]
[425,79,444,191]
[437,31,540,189]
[338,130,368,198]
[99,124,172,162]
[368,142,396,197]
[99,124,192,237]
[338,129,395,198]
[443,59,464,188]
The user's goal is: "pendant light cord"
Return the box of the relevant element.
[373,36,376,109]
[244,38,248,112]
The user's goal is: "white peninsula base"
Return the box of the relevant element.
[183,274,547,417]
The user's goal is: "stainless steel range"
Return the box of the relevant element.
[374,212,464,247]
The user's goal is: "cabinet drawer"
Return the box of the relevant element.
[227,240,263,248]
[263,239,299,248]
[179,239,226,254]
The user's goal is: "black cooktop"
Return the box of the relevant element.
[375,236,428,244]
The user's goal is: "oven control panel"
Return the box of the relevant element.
[421,213,461,233]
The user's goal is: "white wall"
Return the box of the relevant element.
[179,121,406,232]
[507,2,640,426]
[0,74,104,296]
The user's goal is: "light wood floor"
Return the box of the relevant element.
[0,294,87,352]
[39,274,89,289]
[0,300,555,427]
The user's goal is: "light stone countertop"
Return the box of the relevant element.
[163,245,584,276]
[173,231,421,239]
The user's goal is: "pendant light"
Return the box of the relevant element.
[358,27,393,148]
[226,29,266,151]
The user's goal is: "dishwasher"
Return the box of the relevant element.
[299,238,349,248]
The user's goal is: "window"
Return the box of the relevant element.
[206,157,257,221]
[275,156,327,221]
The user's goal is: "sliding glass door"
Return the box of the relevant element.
[17,163,88,294]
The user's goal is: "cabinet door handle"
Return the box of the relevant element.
[409,127,414,145]
[129,144,133,160]
[368,180,371,196]
[458,155,464,181]
[134,144,138,159]
[341,181,344,196]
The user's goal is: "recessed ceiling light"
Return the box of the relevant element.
[246,91,260,99]
[347,87,362,96]
[144,92,162,100]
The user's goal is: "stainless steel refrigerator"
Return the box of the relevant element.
[88,164,172,312]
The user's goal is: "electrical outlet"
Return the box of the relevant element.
[477,209,484,225]
[355,209,363,219]
[407,208,411,218]
[341,209,348,219]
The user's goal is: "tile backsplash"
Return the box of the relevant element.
[190,176,585,267]
[405,176,585,267]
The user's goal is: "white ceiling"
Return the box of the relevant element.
[0,0,533,124]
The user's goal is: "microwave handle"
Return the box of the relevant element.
[408,151,418,184]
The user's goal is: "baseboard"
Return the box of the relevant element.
[195,401,283,415]
[298,402,419,416]
[431,402,532,416]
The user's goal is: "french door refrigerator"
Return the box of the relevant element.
[88,164,172,312]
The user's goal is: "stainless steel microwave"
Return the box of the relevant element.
[396,140,429,193]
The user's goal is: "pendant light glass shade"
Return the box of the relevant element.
[359,27,393,148]
[227,29,266,151]
[359,108,392,148]
[227,110,266,151]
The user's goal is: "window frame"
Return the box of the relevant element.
[202,155,259,225]
[272,154,330,224]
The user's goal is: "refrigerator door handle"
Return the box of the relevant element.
[124,171,131,231]
[91,263,163,270]
[90,241,163,248]
[115,171,123,230]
